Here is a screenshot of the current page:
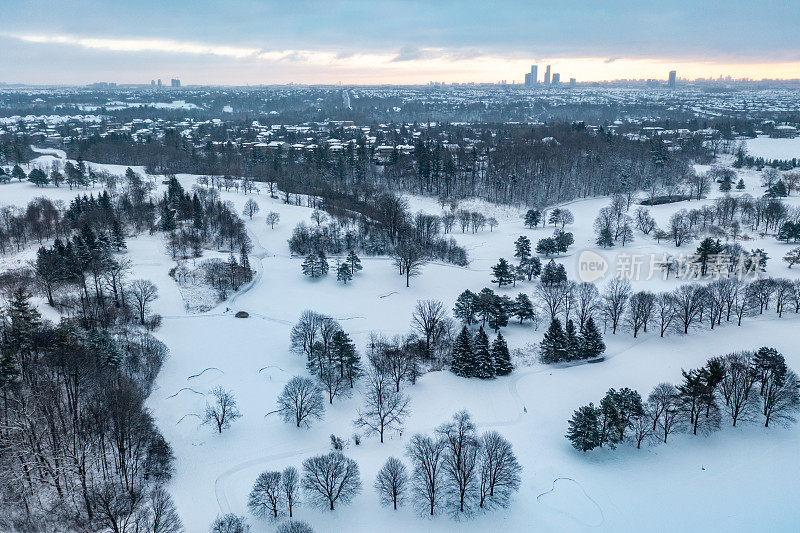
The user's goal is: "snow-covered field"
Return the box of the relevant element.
[744,135,800,161]
[3,152,800,531]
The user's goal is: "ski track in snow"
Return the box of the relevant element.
[536,477,605,527]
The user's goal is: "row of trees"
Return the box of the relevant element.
[238,410,520,530]
[0,289,181,532]
[567,347,800,451]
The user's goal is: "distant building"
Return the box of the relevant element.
[544,65,551,85]
[771,125,798,138]
[668,70,677,88]
[525,64,538,86]
[171,78,181,88]
[552,73,560,85]
[150,80,155,86]
[569,77,576,87]
[157,79,162,87]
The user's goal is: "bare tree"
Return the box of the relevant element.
[310,209,327,227]
[130,279,158,324]
[248,471,282,519]
[601,279,631,334]
[369,335,418,392]
[477,431,521,510]
[574,282,599,330]
[406,434,446,516]
[655,292,676,337]
[301,452,362,511]
[147,487,184,533]
[410,299,448,357]
[210,514,249,533]
[625,290,655,337]
[648,383,683,443]
[354,367,410,443]
[762,369,800,427]
[276,521,313,533]
[277,376,324,428]
[374,457,408,510]
[672,284,705,334]
[203,386,242,433]
[437,410,480,515]
[243,198,260,220]
[719,351,758,426]
[266,211,280,229]
[393,241,427,287]
[281,467,300,518]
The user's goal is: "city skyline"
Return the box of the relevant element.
[2,0,799,85]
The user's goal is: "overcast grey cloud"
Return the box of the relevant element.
[1,0,798,84]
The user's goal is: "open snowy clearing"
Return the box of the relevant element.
[744,136,800,161]
[3,152,800,531]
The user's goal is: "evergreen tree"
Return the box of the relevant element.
[517,256,542,281]
[565,319,579,360]
[487,295,511,332]
[331,330,361,387]
[453,290,478,325]
[540,318,568,363]
[192,193,204,230]
[514,236,531,260]
[491,258,515,287]
[579,317,605,360]
[513,293,535,324]
[524,208,541,228]
[540,259,567,286]
[694,237,723,276]
[159,200,176,232]
[346,250,363,273]
[596,226,615,248]
[240,243,251,273]
[450,326,475,378]
[736,178,746,190]
[566,404,602,451]
[491,333,513,376]
[337,261,353,284]
[28,168,50,187]
[473,326,494,379]
[11,164,26,182]
[535,237,558,257]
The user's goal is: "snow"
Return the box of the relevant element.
[744,136,800,161]
[4,154,800,532]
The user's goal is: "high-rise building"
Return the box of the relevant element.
[551,73,560,85]
[157,79,162,87]
[569,77,576,87]
[544,64,551,85]
[171,78,181,88]
[150,80,155,86]
[668,70,677,88]
[524,65,538,87]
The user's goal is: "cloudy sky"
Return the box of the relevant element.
[2,0,798,85]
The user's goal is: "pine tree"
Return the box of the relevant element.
[565,319,579,360]
[192,193,204,229]
[491,258,514,287]
[4,288,42,380]
[518,256,542,281]
[450,326,475,378]
[540,259,567,286]
[566,404,602,451]
[239,243,252,281]
[331,330,360,387]
[596,227,615,248]
[491,333,513,376]
[473,326,494,379]
[302,253,317,277]
[11,164,27,182]
[514,236,532,261]
[540,318,568,363]
[28,168,50,187]
[736,178,746,190]
[346,250,362,273]
[513,293,535,324]
[524,209,541,228]
[337,261,353,284]
[159,200,176,232]
[579,317,605,360]
[111,219,126,250]
[317,251,329,276]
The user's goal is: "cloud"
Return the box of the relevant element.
[604,57,620,64]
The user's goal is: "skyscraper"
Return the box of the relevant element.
[544,64,551,85]
[171,78,181,88]
[551,73,560,85]
[524,64,538,87]
[668,70,677,88]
